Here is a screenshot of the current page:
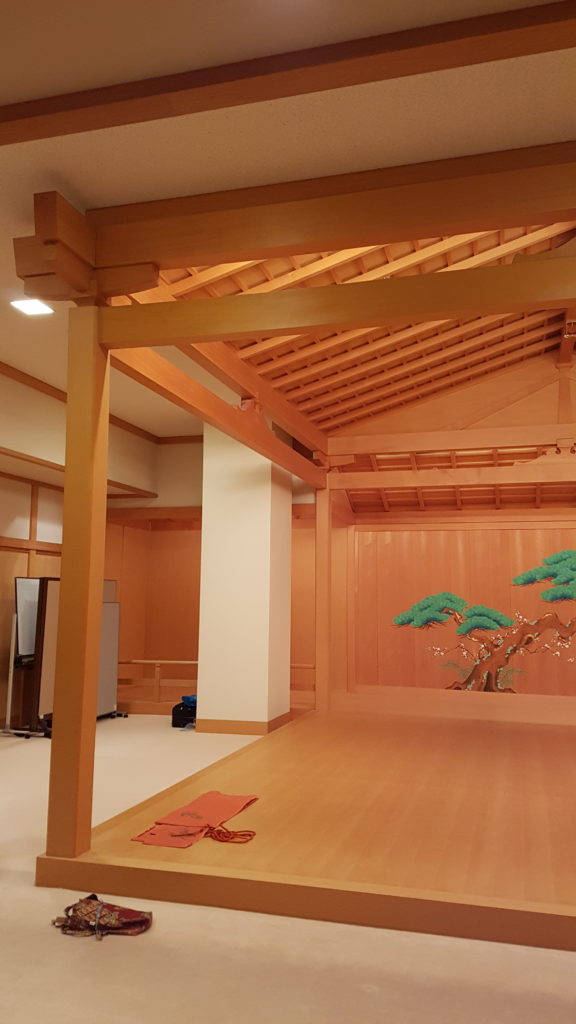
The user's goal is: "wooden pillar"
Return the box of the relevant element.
[44,307,110,858]
[315,487,331,711]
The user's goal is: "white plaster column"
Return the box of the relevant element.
[196,426,292,729]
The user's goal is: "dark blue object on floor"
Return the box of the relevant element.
[172,695,197,728]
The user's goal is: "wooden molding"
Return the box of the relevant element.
[88,141,576,267]
[195,712,294,735]
[3,4,575,145]
[0,468,62,493]
[0,443,156,497]
[328,422,576,456]
[111,348,326,488]
[98,258,576,347]
[0,535,61,553]
[0,356,158,443]
[330,456,576,490]
[155,434,203,445]
[106,505,202,522]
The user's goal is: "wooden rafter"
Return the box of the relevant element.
[110,349,325,488]
[307,320,561,421]
[177,342,327,453]
[319,336,558,429]
[255,221,574,385]
[295,313,559,411]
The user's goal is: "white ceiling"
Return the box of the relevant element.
[0,3,574,437]
[1,0,551,104]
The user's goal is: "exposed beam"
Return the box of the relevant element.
[98,258,576,348]
[297,313,560,411]
[329,458,576,489]
[309,322,560,420]
[89,141,576,267]
[319,338,558,428]
[3,4,575,145]
[255,222,574,382]
[328,423,576,457]
[111,349,325,488]
[139,261,265,301]
[179,342,327,453]
[285,315,521,398]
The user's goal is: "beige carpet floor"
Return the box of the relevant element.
[1,715,576,1023]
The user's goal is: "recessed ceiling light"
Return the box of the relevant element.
[10,299,54,316]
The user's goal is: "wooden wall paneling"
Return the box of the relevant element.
[104,521,124,581]
[346,526,357,693]
[117,524,150,662]
[27,552,61,578]
[330,525,349,693]
[354,532,380,687]
[145,528,201,687]
[0,549,28,723]
[352,523,576,699]
[315,490,332,711]
[290,526,315,696]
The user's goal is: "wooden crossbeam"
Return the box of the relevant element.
[259,222,574,384]
[178,342,327,453]
[89,141,576,267]
[328,423,576,456]
[98,258,576,348]
[110,349,325,488]
[3,4,575,145]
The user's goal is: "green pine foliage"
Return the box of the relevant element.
[392,591,467,628]
[513,549,576,602]
[455,604,514,635]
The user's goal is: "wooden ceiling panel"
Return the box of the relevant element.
[120,219,576,441]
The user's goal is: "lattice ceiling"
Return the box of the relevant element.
[117,221,575,435]
[106,222,576,514]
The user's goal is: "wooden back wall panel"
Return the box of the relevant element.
[352,526,576,697]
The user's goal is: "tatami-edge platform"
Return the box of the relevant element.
[36,712,576,950]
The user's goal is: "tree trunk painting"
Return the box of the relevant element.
[392,551,576,693]
[445,612,576,692]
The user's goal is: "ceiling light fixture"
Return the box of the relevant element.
[10,299,54,316]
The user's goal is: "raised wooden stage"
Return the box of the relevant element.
[37,712,576,949]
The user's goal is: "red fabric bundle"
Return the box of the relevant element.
[132,790,257,848]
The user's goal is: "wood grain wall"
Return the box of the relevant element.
[351,525,576,696]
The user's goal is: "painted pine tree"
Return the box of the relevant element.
[393,551,576,692]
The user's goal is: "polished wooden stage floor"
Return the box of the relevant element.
[37,712,576,949]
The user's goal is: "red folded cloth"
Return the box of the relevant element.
[132,791,257,848]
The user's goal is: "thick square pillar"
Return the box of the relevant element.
[196,426,292,733]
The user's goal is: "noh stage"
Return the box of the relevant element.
[37,710,576,950]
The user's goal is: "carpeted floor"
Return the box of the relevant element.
[1,715,576,1023]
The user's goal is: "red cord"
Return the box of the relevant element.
[168,824,256,843]
[204,825,256,843]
